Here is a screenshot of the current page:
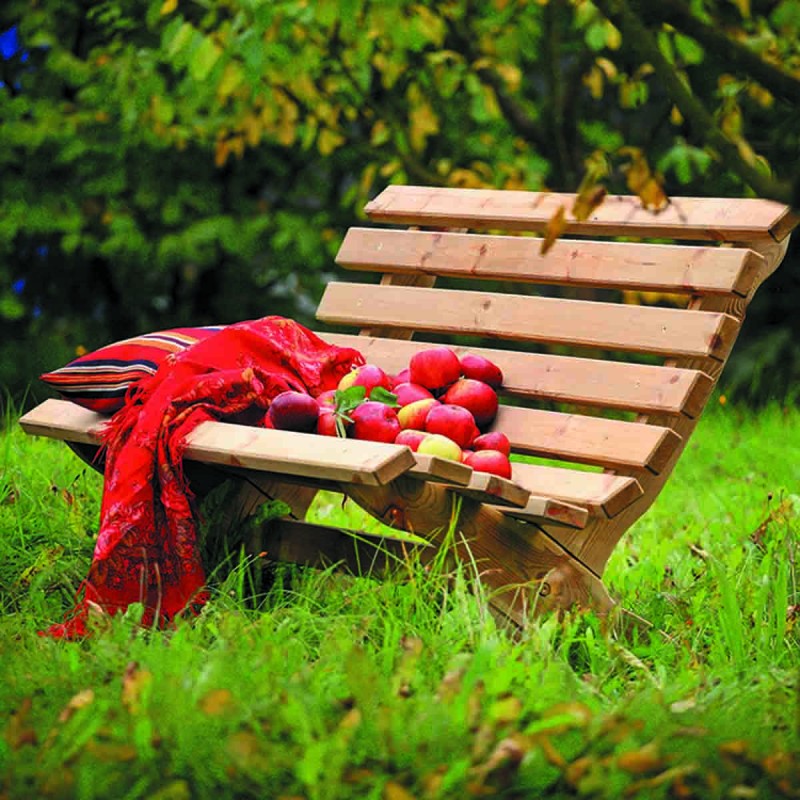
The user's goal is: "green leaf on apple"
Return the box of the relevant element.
[332,386,367,438]
[370,386,399,407]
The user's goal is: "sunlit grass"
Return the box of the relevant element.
[0,403,798,798]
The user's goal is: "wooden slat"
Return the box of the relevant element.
[365,185,795,242]
[317,282,739,361]
[510,462,643,518]
[408,453,472,485]
[19,399,416,488]
[323,333,714,417]
[492,405,681,473]
[338,228,763,296]
[493,495,589,529]
[455,471,531,508]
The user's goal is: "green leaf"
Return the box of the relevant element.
[334,385,367,416]
[190,37,222,82]
[370,386,399,407]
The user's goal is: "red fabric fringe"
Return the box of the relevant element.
[44,317,363,638]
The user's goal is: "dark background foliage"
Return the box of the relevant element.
[1,0,798,411]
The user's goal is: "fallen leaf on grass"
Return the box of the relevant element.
[617,741,666,774]
[59,689,95,723]
[384,781,417,800]
[198,688,236,717]
[122,662,153,714]
[623,764,698,798]
[4,697,37,749]
[84,739,138,762]
[145,779,192,800]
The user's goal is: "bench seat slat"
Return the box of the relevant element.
[317,282,739,360]
[510,463,643,518]
[19,399,416,487]
[338,228,762,296]
[323,333,713,417]
[492,405,680,473]
[492,495,589,529]
[365,185,796,242]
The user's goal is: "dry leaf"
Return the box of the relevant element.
[198,688,236,717]
[58,689,95,723]
[572,185,607,222]
[617,742,665,774]
[384,780,417,800]
[540,205,567,255]
[84,740,138,762]
[122,662,153,714]
[4,697,37,749]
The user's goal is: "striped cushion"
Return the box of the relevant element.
[40,326,224,414]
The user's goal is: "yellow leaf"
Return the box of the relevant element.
[494,63,522,92]
[408,101,439,152]
[384,780,416,800]
[540,205,567,255]
[584,66,604,99]
[670,105,683,125]
[4,698,37,750]
[160,0,178,15]
[572,184,606,221]
[318,128,345,156]
[595,57,618,79]
[214,138,230,168]
[370,119,390,146]
[604,20,622,50]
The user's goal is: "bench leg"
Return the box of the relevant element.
[340,476,615,627]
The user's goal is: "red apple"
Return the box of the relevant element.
[472,431,511,457]
[397,397,439,430]
[424,404,479,449]
[417,433,462,462]
[391,368,410,388]
[269,391,319,432]
[350,401,401,443]
[395,429,428,452]
[316,410,339,437]
[461,449,474,465]
[393,382,434,407]
[442,379,498,428]
[468,449,512,479]
[409,347,462,392]
[459,354,503,389]
[337,364,392,397]
[316,389,337,409]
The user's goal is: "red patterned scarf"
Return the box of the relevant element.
[45,317,363,638]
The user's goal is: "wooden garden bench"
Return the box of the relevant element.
[20,186,797,627]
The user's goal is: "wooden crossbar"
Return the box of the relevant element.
[338,228,764,296]
[365,185,797,241]
[317,282,739,360]
[324,333,713,417]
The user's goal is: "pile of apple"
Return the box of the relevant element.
[265,347,513,478]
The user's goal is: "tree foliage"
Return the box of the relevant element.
[1,0,798,405]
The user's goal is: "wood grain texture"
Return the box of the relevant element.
[323,332,714,417]
[365,185,795,242]
[510,463,643,518]
[317,282,740,360]
[342,475,616,625]
[494,495,589,529]
[338,227,763,296]
[19,399,416,487]
[493,404,681,472]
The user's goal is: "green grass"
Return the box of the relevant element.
[1,403,798,799]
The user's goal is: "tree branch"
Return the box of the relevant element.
[631,0,800,107]
[593,0,796,209]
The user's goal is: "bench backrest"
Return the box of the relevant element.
[318,186,795,575]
